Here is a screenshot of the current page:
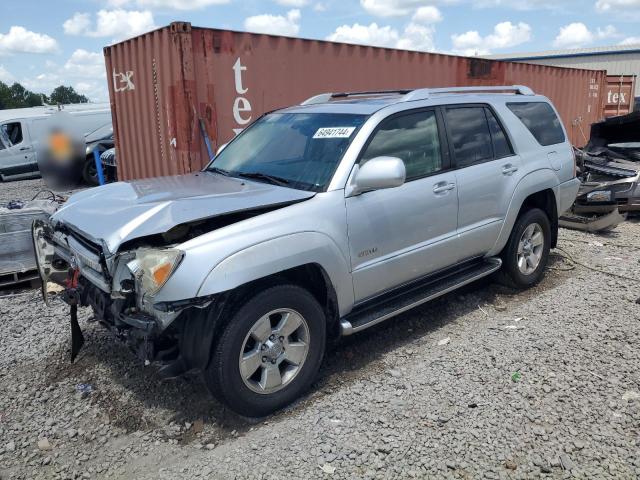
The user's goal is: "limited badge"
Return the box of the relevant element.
[313,127,356,139]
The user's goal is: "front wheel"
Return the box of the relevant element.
[204,284,326,417]
[499,208,551,289]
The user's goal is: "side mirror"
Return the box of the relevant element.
[347,156,406,196]
[216,143,228,156]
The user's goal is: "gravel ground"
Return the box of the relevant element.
[1,179,639,479]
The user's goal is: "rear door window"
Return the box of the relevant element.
[444,106,493,168]
[485,108,514,158]
[507,102,565,146]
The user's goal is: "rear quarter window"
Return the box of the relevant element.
[506,102,565,146]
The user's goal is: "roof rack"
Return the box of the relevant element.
[300,85,535,105]
[401,85,535,102]
[300,89,413,105]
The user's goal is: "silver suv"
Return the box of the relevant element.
[33,85,579,416]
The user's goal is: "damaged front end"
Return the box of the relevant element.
[561,111,640,232]
[32,218,215,369]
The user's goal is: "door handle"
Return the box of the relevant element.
[19,146,31,151]
[502,164,518,175]
[433,182,456,194]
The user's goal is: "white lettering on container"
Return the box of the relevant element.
[113,69,135,92]
[232,58,251,135]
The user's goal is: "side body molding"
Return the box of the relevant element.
[488,168,560,256]
[197,232,355,316]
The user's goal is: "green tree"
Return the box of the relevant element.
[49,85,88,105]
[0,81,48,109]
[0,82,90,110]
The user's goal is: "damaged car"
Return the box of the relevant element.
[561,111,640,231]
[33,86,579,416]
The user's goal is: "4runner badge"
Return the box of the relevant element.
[358,247,378,258]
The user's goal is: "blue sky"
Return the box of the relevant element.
[1,0,638,102]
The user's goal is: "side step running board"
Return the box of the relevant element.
[340,257,502,336]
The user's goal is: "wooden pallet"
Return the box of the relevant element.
[0,269,40,289]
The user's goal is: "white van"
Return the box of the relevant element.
[0,103,111,181]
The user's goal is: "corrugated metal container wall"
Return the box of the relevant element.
[105,23,607,181]
[508,52,640,97]
[604,74,636,117]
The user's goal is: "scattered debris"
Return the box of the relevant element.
[75,383,93,398]
[320,463,336,474]
[37,438,52,451]
[437,337,451,346]
[622,391,640,401]
[505,460,517,470]
[511,371,522,383]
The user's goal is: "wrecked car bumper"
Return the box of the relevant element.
[32,218,206,364]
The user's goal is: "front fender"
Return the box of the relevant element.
[197,232,354,316]
[489,169,560,256]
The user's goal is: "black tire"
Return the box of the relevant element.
[499,208,551,289]
[82,157,99,186]
[204,284,326,417]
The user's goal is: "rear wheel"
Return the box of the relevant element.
[499,208,551,289]
[204,284,326,417]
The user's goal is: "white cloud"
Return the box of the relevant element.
[396,23,436,51]
[360,0,454,17]
[619,36,640,45]
[595,0,640,13]
[244,9,301,36]
[313,2,328,11]
[62,10,156,41]
[474,0,567,9]
[451,21,531,55]
[275,0,310,6]
[63,13,92,35]
[552,22,618,49]
[0,65,15,83]
[107,0,230,8]
[552,23,592,48]
[327,19,437,52]
[0,26,59,55]
[63,49,106,78]
[327,23,400,47]
[412,6,443,24]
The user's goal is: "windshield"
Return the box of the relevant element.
[208,112,367,191]
[85,123,113,142]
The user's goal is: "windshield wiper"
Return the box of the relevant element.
[236,171,290,187]
[209,166,231,176]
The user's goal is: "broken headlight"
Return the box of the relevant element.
[127,248,184,296]
[586,190,612,203]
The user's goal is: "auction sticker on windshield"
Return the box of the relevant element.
[313,127,356,139]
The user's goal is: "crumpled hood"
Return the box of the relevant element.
[53,172,315,253]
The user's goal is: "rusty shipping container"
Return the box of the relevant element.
[604,74,636,118]
[104,22,607,181]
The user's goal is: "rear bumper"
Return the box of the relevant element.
[557,177,581,215]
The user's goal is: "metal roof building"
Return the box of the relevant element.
[487,44,640,100]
